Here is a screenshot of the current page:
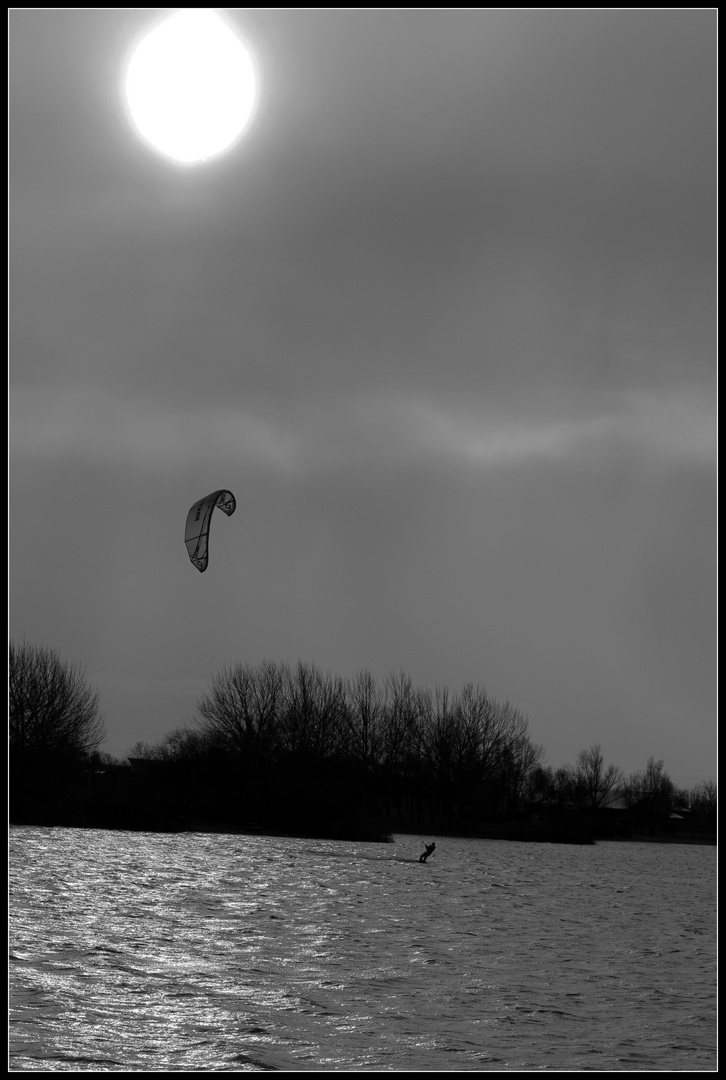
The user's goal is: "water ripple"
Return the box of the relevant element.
[9,827,716,1071]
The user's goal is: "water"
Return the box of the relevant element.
[9,826,716,1071]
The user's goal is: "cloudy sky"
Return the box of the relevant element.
[10,9,716,787]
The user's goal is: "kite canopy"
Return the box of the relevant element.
[184,489,236,572]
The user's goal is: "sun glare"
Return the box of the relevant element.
[124,10,256,164]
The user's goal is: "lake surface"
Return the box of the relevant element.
[9,826,716,1071]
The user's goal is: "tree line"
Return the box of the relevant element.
[9,639,717,840]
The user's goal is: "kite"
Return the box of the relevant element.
[184,489,236,572]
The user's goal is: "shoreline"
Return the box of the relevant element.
[10,816,715,846]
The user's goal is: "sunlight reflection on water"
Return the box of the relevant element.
[9,826,716,1071]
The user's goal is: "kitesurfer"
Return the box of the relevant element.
[419,842,436,863]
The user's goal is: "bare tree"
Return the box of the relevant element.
[420,684,457,784]
[9,639,105,769]
[572,744,623,812]
[687,780,716,815]
[622,756,676,816]
[386,670,430,779]
[684,780,716,833]
[274,661,347,760]
[502,725,545,809]
[456,685,518,792]
[344,669,385,766]
[194,659,283,760]
[126,740,160,761]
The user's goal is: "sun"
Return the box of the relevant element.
[124,10,257,165]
